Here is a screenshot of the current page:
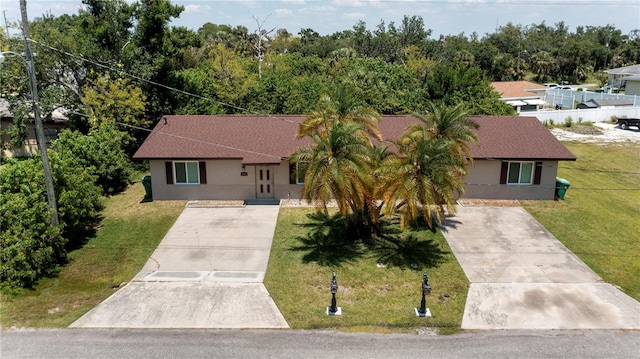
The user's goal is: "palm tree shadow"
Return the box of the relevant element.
[371,233,447,270]
[289,212,365,266]
[290,232,364,266]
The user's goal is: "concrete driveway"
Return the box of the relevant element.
[441,206,640,330]
[71,205,289,329]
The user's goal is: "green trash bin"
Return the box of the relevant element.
[555,177,570,200]
[142,175,153,201]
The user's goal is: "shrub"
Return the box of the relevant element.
[49,151,103,248]
[0,158,66,291]
[564,117,573,127]
[0,152,102,291]
[52,125,133,196]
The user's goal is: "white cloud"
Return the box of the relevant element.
[274,8,294,17]
[331,0,381,8]
[341,11,367,22]
[183,5,203,14]
[299,5,337,15]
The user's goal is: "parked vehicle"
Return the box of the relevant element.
[617,118,640,130]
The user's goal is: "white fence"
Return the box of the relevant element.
[525,106,640,123]
[544,88,640,109]
[523,88,640,123]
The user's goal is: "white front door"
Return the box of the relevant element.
[255,166,275,199]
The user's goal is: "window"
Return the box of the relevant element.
[500,161,542,185]
[507,162,533,185]
[289,162,306,184]
[165,161,207,185]
[175,161,199,184]
[43,128,58,143]
[296,163,306,184]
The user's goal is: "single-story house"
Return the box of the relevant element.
[133,115,576,201]
[604,64,640,88]
[576,98,634,109]
[620,75,640,96]
[0,98,68,158]
[491,81,548,113]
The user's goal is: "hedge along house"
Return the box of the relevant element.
[133,115,576,202]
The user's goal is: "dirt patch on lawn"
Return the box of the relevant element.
[551,122,640,143]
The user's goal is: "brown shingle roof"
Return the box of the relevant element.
[469,116,575,160]
[491,81,547,99]
[133,115,575,163]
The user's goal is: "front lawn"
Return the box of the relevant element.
[264,208,469,334]
[523,141,640,301]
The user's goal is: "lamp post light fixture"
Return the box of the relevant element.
[327,271,341,315]
[415,272,432,317]
[0,0,59,226]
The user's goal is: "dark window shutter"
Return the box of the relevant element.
[533,162,542,185]
[199,162,207,184]
[500,162,508,184]
[165,162,174,184]
[289,162,296,184]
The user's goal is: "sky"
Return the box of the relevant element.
[1,0,639,39]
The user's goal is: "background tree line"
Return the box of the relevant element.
[1,0,638,290]
[2,0,637,144]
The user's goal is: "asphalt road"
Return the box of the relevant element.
[2,329,638,359]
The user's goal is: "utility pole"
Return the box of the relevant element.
[19,0,59,226]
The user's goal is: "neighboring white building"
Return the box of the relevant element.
[604,64,640,89]
[491,81,548,113]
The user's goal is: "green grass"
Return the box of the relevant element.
[263,208,469,334]
[0,182,186,329]
[522,142,640,301]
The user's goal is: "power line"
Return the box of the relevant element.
[28,38,313,131]
[117,121,283,160]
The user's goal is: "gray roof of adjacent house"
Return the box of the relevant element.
[576,98,634,109]
[604,64,640,76]
[0,98,69,123]
[590,99,633,107]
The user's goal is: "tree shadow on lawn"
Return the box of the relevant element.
[289,212,448,269]
[289,212,366,266]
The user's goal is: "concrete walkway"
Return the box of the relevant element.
[441,206,640,330]
[71,205,289,329]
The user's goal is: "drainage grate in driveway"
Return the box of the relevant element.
[141,271,265,283]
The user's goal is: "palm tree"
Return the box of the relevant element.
[291,121,373,217]
[378,136,467,229]
[404,101,478,165]
[380,102,479,228]
[297,83,381,141]
[531,50,556,82]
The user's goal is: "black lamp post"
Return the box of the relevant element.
[416,272,432,317]
[328,271,340,315]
